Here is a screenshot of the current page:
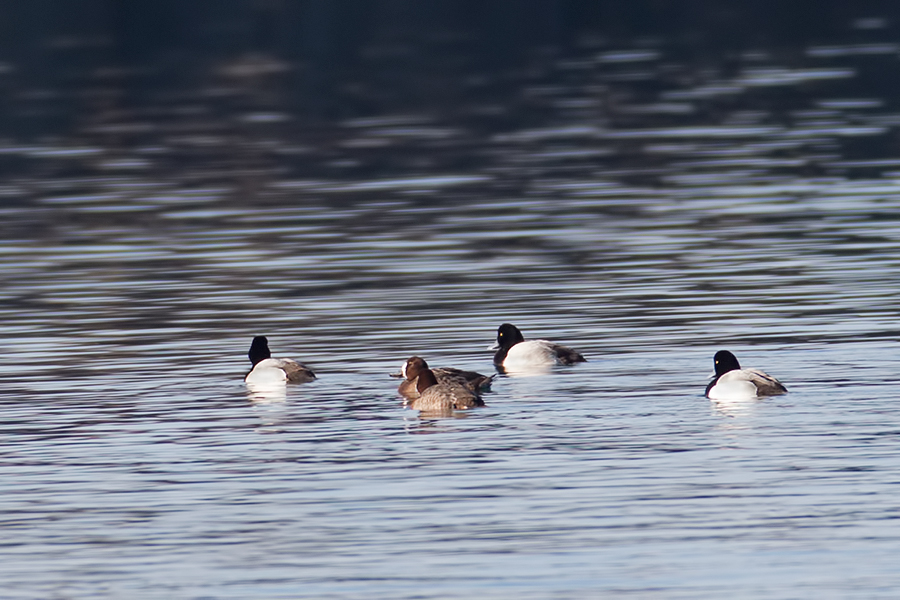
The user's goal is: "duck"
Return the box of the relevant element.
[490,323,585,372]
[245,336,316,384]
[705,350,786,400]
[400,356,484,413]
[391,356,494,399]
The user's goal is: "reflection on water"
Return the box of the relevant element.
[4,5,900,599]
[246,381,288,404]
[709,395,764,418]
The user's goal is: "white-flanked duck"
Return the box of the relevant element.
[490,323,585,372]
[245,336,316,384]
[706,350,786,400]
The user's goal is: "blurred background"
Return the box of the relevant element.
[5,1,900,163]
[5,0,900,365]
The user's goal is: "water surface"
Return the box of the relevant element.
[3,9,900,599]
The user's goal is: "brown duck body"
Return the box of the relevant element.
[410,379,485,413]
[395,364,494,399]
[398,357,485,413]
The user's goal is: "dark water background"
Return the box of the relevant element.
[4,2,900,598]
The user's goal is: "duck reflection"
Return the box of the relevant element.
[246,380,288,404]
[403,408,475,433]
[245,381,291,431]
[710,395,763,418]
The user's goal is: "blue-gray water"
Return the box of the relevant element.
[4,8,900,598]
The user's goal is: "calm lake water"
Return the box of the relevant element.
[3,7,900,598]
